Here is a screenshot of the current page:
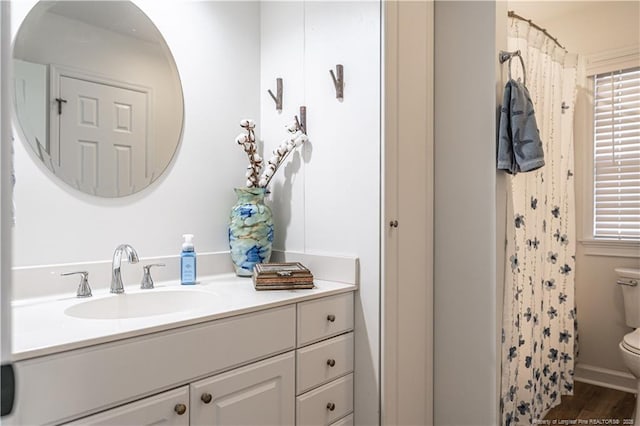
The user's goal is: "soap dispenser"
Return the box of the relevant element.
[181,234,196,285]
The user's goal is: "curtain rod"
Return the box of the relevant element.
[508,10,567,51]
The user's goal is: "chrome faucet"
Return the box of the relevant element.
[111,244,139,294]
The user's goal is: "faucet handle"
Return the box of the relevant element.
[61,271,92,298]
[141,264,165,289]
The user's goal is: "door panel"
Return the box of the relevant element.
[383,2,435,425]
[59,76,148,197]
[190,352,295,426]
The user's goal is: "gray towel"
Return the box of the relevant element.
[497,79,544,174]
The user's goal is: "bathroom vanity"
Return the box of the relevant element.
[8,276,355,425]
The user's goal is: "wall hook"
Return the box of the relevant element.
[329,64,344,100]
[295,106,307,134]
[267,78,283,112]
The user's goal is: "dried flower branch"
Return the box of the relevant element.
[236,119,263,187]
[236,118,308,189]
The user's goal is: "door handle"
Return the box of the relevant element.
[55,97,67,115]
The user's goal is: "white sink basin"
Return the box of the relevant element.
[64,290,219,320]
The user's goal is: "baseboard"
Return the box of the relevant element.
[575,363,637,394]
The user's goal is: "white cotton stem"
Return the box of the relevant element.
[237,121,264,188]
[260,142,296,188]
[238,118,306,189]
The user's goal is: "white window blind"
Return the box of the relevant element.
[593,66,640,240]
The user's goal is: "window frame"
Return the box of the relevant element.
[580,46,640,257]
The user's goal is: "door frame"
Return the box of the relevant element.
[1,0,12,365]
[1,0,15,417]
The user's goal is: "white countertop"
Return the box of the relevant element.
[12,273,356,361]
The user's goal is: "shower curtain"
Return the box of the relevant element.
[500,17,579,425]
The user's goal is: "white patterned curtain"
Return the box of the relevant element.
[500,17,580,425]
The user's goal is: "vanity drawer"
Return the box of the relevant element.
[297,293,353,346]
[296,373,353,426]
[296,332,354,394]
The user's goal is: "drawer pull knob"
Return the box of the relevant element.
[327,359,336,367]
[174,403,187,415]
[201,393,212,404]
[327,314,336,322]
[327,402,336,411]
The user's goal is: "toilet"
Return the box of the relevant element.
[617,267,640,424]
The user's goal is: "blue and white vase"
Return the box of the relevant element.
[228,187,273,277]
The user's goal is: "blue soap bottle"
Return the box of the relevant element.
[181,234,196,285]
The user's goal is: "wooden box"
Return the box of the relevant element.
[253,262,314,290]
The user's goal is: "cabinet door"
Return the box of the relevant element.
[383,4,434,425]
[190,352,294,426]
[63,386,189,426]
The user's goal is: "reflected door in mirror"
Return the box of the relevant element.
[59,75,148,197]
[13,59,48,158]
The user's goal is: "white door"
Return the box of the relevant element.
[58,75,148,197]
[383,2,434,425]
[63,386,189,426]
[190,352,295,426]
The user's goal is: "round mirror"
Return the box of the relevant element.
[12,1,184,197]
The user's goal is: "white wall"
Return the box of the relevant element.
[259,2,305,253]
[11,1,261,270]
[434,2,504,424]
[511,1,640,386]
[260,2,381,423]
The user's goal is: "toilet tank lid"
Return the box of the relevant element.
[615,268,640,279]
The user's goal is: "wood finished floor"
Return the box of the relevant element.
[544,381,636,423]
